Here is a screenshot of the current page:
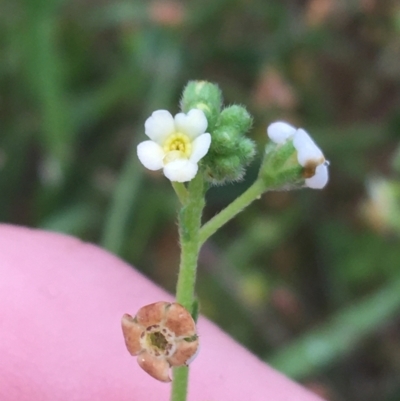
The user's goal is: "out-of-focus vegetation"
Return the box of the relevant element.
[2,0,400,399]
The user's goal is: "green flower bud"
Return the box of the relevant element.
[217,105,252,135]
[237,137,257,164]
[210,105,254,154]
[202,104,256,185]
[203,154,244,184]
[211,126,240,154]
[180,81,257,185]
[180,81,222,130]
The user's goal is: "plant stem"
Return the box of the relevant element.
[175,172,205,311]
[199,179,265,245]
[171,177,264,401]
[171,172,205,401]
[172,182,189,205]
[171,367,189,401]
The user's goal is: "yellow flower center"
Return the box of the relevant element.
[163,133,192,158]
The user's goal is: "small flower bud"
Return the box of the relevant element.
[237,137,257,163]
[212,126,240,154]
[180,81,222,130]
[204,154,244,184]
[217,105,253,135]
[202,104,256,184]
[211,106,254,154]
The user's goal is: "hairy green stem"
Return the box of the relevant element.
[199,179,265,245]
[171,176,264,401]
[171,173,205,401]
[175,172,205,310]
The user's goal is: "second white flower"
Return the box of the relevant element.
[267,121,329,189]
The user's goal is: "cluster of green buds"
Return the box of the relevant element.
[180,81,256,184]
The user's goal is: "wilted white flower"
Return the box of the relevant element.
[121,302,199,382]
[267,121,329,189]
[137,109,211,182]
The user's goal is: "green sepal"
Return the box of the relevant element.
[264,141,297,170]
[259,141,304,189]
[183,334,199,342]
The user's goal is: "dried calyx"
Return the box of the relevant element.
[121,302,199,382]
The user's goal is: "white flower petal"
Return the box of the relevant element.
[174,109,208,139]
[293,129,324,166]
[190,133,211,164]
[306,164,329,189]
[267,121,297,144]
[144,110,175,144]
[137,140,165,171]
[163,159,198,182]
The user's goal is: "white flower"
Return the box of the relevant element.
[137,109,211,182]
[267,121,329,189]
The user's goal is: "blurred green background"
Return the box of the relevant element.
[2,0,400,400]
